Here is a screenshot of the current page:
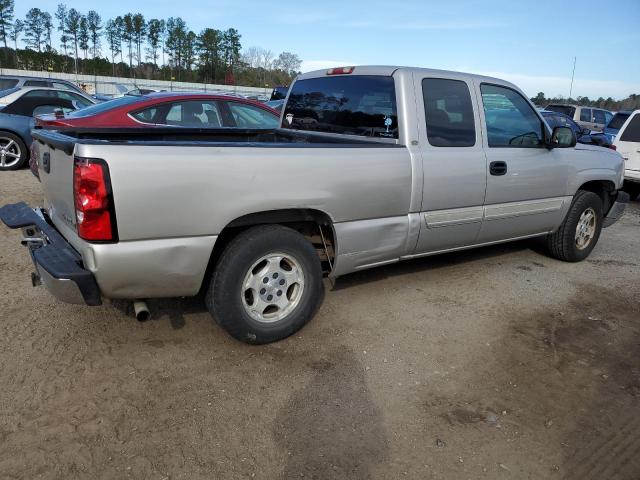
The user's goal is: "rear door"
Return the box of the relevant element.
[413,73,486,253]
[475,82,570,243]
[614,111,640,179]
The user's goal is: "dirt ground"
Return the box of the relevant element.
[1,169,639,480]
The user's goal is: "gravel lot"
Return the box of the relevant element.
[1,169,639,480]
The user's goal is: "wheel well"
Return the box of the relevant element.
[578,180,616,213]
[200,209,336,294]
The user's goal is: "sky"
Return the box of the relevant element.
[14,0,640,99]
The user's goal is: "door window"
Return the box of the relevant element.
[24,80,51,87]
[592,109,606,125]
[480,84,544,147]
[144,101,225,127]
[52,81,80,93]
[0,79,18,90]
[33,105,74,116]
[580,108,592,122]
[228,102,279,128]
[23,89,57,98]
[422,78,475,147]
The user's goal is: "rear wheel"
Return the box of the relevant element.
[546,190,603,262]
[0,132,27,171]
[205,225,324,344]
[623,182,640,201]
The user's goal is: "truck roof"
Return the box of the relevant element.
[297,65,521,91]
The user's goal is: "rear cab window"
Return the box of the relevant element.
[282,75,398,139]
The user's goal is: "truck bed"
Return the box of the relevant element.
[32,127,401,154]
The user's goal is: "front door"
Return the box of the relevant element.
[616,111,640,177]
[475,82,570,243]
[413,74,487,254]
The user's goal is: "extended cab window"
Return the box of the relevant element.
[422,78,475,147]
[580,108,592,122]
[620,114,640,142]
[283,75,398,138]
[481,84,544,147]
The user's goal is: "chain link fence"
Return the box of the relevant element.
[0,68,272,99]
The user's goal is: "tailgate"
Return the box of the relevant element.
[32,131,80,244]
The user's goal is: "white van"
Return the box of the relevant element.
[614,109,640,200]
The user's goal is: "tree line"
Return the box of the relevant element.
[0,0,302,87]
[531,92,640,112]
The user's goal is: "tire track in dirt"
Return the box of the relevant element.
[564,414,640,480]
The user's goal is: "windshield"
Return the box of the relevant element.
[545,105,576,117]
[65,95,144,117]
[283,75,398,138]
[607,112,630,130]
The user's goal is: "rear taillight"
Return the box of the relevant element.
[73,157,117,242]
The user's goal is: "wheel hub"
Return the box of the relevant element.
[258,271,288,303]
[575,207,596,250]
[242,252,305,323]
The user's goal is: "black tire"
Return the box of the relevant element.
[205,225,324,344]
[623,182,640,201]
[0,132,28,171]
[546,190,603,262]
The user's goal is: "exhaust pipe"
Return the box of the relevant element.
[133,300,150,322]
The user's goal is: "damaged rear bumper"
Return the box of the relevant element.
[0,202,101,305]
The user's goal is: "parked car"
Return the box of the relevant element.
[35,92,280,129]
[603,110,632,143]
[0,87,95,170]
[2,66,627,344]
[613,109,640,200]
[545,104,613,132]
[0,74,88,96]
[541,111,614,149]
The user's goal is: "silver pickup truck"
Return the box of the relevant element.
[0,66,629,344]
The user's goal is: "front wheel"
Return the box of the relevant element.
[546,190,603,262]
[205,225,324,344]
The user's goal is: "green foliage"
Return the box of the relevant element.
[531,92,640,111]
[8,4,300,87]
[0,0,14,49]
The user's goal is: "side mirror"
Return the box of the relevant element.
[549,126,576,148]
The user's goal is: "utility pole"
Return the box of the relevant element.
[568,56,576,100]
